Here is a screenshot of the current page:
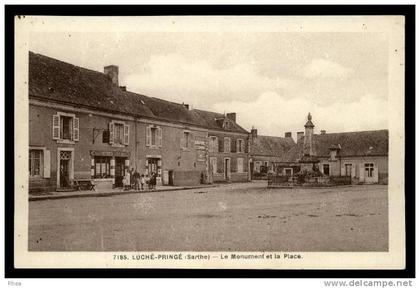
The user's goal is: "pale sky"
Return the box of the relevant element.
[27,17,390,138]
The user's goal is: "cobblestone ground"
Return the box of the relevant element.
[29,182,388,251]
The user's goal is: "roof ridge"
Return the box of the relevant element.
[30,51,109,80]
[258,134,291,139]
[315,129,388,136]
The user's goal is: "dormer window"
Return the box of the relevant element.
[329,144,341,161]
[224,120,230,129]
[330,150,337,161]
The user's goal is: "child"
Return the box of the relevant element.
[123,170,131,190]
[122,174,128,190]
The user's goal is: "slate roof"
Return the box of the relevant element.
[29,52,156,118]
[250,135,296,157]
[29,51,248,134]
[281,130,389,163]
[192,109,249,134]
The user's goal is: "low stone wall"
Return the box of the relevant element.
[268,175,352,188]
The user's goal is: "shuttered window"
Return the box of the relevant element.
[209,136,218,153]
[224,137,231,153]
[109,121,129,146]
[237,139,245,153]
[124,124,129,145]
[52,113,79,142]
[29,150,43,177]
[114,123,124,144]
[146,125,162,147]
[182,131,190,148]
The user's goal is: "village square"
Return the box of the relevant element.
[27,51,389,251]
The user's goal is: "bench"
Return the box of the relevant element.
[73,179,96,191]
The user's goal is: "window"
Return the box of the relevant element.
[29,150,43,177]
[151,127,158,146]
[254,161,262,172]
[94,156,111,178]
[102,130,110,143]
[224,137,231,153]
[323,164,330,175]
[264,161,269,167]
[52,112,79,142]
[210,157,217,174]
[114,123,124,145]
[209,136,218,153]
[284,168,293,176]
[345,164,352,176]
[61,116,73,140]
[330,150,337,160]
[237,158,244,173]
[365,163,374,177]
[237,139,245,153]
[109,121,129,146]
[182,131,190,148]
[146,125,162,147]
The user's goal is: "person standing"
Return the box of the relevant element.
[150,172,157,190]
[133,169,140,190]
[129,168,134,189]
[140,174,146,190]
[123,171,130,190]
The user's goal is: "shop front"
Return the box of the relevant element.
[145,155,162,185]
[90,150,130,189]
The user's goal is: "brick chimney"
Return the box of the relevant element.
[285,132,292,138]
[104,65,119,86]
[226,113,236,123]
[251,127,257,139]
[250,127,258,144]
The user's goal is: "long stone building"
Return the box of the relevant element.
[28,52,250,192]
[274,114,389,184]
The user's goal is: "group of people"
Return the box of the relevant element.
[122,168,157,191]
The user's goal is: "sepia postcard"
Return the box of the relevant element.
[13,14,406,270]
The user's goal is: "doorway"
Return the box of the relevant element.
[115,157,126,187]
[57,149,73,189]
[147,158,159,176]
[284,168,293,176]
[224,158,230,180]
[59,159,70,188]
[168,170,174,186]
[345,164,352,177]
